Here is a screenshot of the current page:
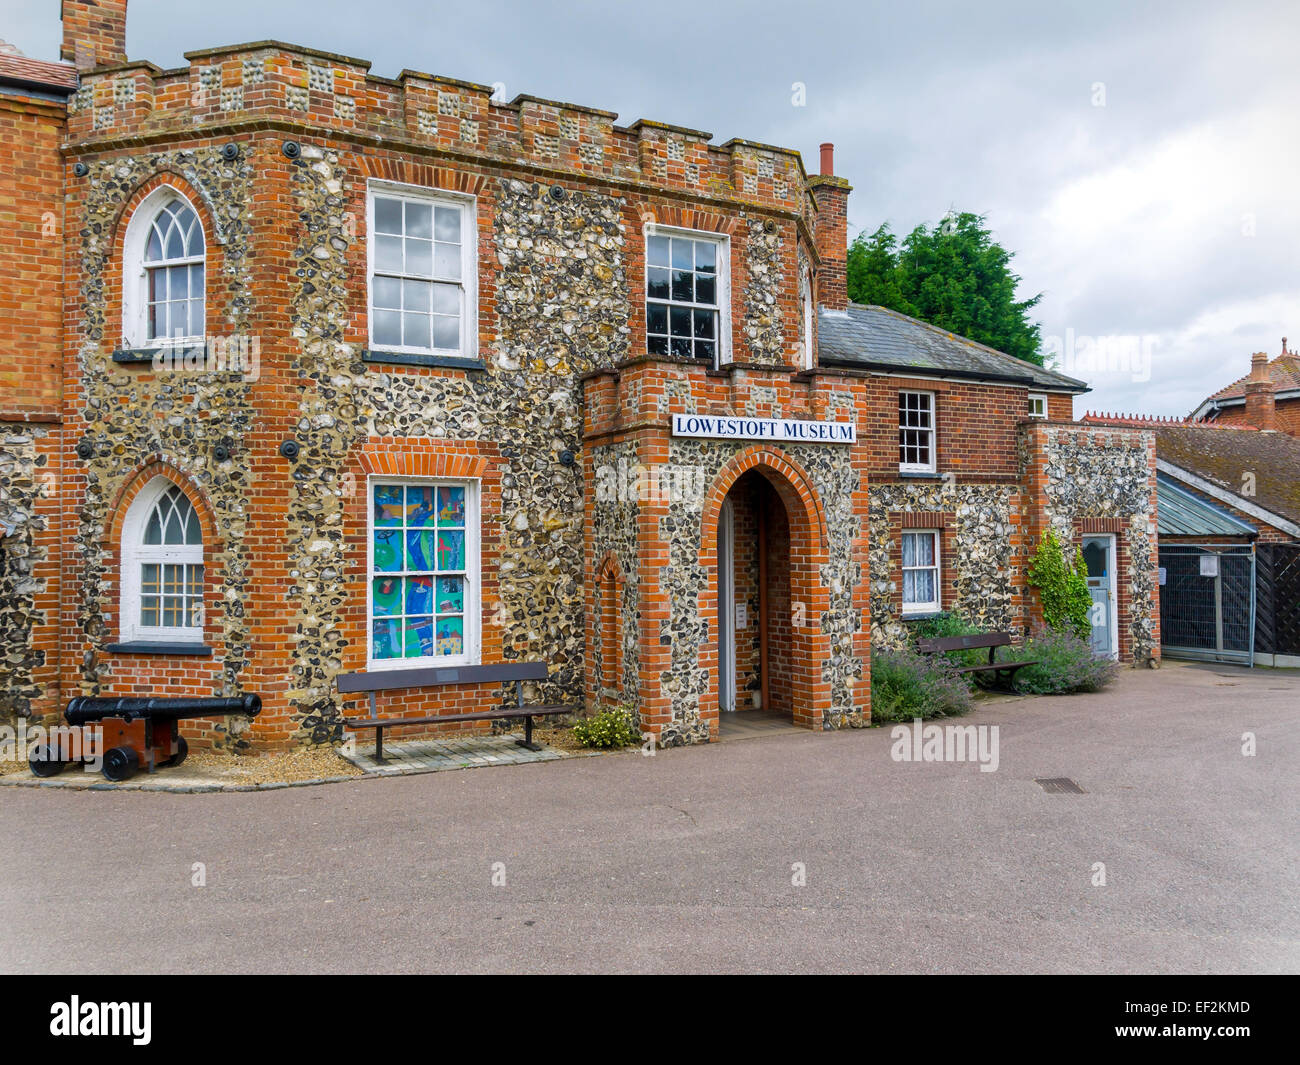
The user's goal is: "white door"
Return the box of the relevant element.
[1082,535,1117,658]
[718,499,736,712]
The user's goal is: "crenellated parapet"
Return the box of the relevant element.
[66,41,815,217]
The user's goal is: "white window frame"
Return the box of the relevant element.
[901,530,941,615]
[366,179,478,359]
[898,390,937,473]
[121,186,207,350]
[366,476,481,670]
[643,222,731,369]
[119,477,205,644]
[1028,393,1048,419]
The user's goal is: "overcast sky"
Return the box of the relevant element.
[8,0,1299,415]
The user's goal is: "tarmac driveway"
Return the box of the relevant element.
[1,660,1296,973]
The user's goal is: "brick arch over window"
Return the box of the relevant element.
[358,157,488,197]
[638,203,736,235]
[593,551,626,695]
[697,447,833,734]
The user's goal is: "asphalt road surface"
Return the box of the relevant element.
[2,661,1296,973]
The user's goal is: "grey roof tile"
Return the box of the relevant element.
[818,303,1089,392]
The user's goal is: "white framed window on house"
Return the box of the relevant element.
[1028,393,1048,418]
[121,187,206,348]
[367,182,477,358]
[901,530,941,614]
[899,391,936,472]
[368,479,480,668]
[120,477,205,644]
[645,226,729,366]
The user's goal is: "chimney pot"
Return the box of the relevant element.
[819,142,834,176]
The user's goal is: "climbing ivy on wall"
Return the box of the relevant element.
[1026,530,1092,640]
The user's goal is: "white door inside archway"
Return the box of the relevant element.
[718,498,736,712]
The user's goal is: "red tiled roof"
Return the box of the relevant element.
[1198,353,1300,408]
[0,52,78,93]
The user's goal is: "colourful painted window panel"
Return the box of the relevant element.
[370,481,471,662]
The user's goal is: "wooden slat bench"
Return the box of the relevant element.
[339,661,570,762]
[915,632,1038,692]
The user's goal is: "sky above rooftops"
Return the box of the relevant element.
[8,0,1298,416]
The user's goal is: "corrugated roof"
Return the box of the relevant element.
[1156,473,1255,537]
[818,303,1089,392]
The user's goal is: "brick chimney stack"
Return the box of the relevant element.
[809,142,852,312]
[1243,351,1276,431]
[61,0,128,71]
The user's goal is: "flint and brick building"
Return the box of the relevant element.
[0,1,1162,753]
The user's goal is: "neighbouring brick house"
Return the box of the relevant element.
[1190,342,1300,437]
[0,1,1162,753]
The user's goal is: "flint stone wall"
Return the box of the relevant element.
[71,148,257,743]
[0,425,51,721]
[867,482,1017,648]
[287,151,629,742]
[1040,429,1157,663]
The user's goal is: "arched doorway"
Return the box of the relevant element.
[716,470,794,725]
[698,449,831,740]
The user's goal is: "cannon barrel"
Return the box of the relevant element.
[65,694,261,726]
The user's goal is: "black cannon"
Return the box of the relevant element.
[30,694,261,782]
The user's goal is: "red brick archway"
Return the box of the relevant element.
[697,447,832,738]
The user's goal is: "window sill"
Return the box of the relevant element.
[105,641,214,656]
[898,470,942,479]
[902,610,944,621]
[111,348,163,365]
[362,350,486,371]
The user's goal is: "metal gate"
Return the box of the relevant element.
[1159,545,1255,665]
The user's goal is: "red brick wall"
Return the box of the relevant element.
[0,92,64,420]
[1213,398,1300,437]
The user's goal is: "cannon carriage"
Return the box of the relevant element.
[28,695,262,782]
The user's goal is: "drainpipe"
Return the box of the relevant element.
[759,497,769,713]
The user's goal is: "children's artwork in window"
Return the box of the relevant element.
[370,482,470,661]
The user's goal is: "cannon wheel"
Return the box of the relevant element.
[165,737,189,768]
[28,744,66,778]
[102,745,139,782]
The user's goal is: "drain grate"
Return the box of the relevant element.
[1035,777,1085,794]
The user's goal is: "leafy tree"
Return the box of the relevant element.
[845,212,1044,366]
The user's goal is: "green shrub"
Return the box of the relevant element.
[998,628,1119,694]
[904,611,988,673]
[573,704,640,749]
[1026,530,1092,639]
[870,646,974,722]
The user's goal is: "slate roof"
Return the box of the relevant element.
[1155,473,1255,537]
[1152,425,1300,530]
[818,303,1088,392]
[0,44,78,94]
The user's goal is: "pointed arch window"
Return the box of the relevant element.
[120,478,205,643]
[122,188,206,348]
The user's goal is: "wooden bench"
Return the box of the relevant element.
[339,661,570,762]
[915,631,1038,691]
